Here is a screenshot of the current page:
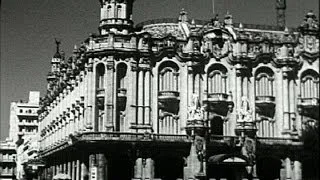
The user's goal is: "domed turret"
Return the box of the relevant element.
[99,0,135,35]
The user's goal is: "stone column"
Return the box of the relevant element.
[289,79,296,130]
[68,161,72,177]
[283,71,290,131]
[285,157,292,180]
[87,60,94,130]
[72,160,76,180]
[292,160,302,180]
[81,154,89,180]
[129,61,138,129]
[105,60,115,131]
[52,165,56,176]
[187,67,193,106]
[89,154,96,180]
[63,162,67,174]
[144,69,151,125]
[243,75,248,98]
[76,159,81,180]
[137,68,144,126]
[144,158,155,179]
[134,158,143,179]
[97,154,107,180]
[236,68,242,110]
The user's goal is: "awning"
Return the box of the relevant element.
[53,173,71,180]
[208,154,249,165]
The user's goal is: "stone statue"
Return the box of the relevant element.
[241,137,256,165]
[238,96,253,122]
[188,94,204,121]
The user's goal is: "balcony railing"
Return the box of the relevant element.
[257,137,302,146]
[0,171,15,176]
[158,91,180,100]
[117,88,127,97]
[78,132,190,143]
[206,93,229,101]
[297,97,319,119]
[96,88,105,98]
[297,97,319,107]
[255,95,275,104]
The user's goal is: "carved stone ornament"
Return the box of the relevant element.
[237,96,253,123]
[143,24,185,40]
[188,94,204,121]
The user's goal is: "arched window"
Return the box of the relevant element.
[116,63,127,132]
[158,61,180,134]
[255,67,274,97]
[255,67,275,137]
[96,63,105,89]
[159,62,179,92]
[107,5,112,18]
[117,5,122,18]
[207,64,228,94]
[301,70,319,98]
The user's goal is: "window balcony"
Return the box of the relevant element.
[255,95,276,117]
[203,92,234,116]
[117,88,127,111]
[158,91,180,113]
[297,97,319,119]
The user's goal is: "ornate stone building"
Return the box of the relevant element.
[37,1,319,180]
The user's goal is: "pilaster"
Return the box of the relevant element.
[105,58,115,131]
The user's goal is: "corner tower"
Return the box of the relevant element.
[99,0,135,35]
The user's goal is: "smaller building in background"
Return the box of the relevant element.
[0,138,16,180]
[16,135,42,180]
[9,91,40,144]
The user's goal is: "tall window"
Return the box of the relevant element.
[96,63,105,89]
[255,67,274,97]
[159,62,179,92]
[117,63,127,90]
[255,67,275,137]
[158,61,180,134]
[116,63,127,132]
[117,5,122,18]
[107,5,112,18]
[301,70,319,99]
[207,64,228,94]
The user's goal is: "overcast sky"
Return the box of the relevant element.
[1,0,318,140]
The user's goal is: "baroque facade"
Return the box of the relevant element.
[37,1,319,180]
